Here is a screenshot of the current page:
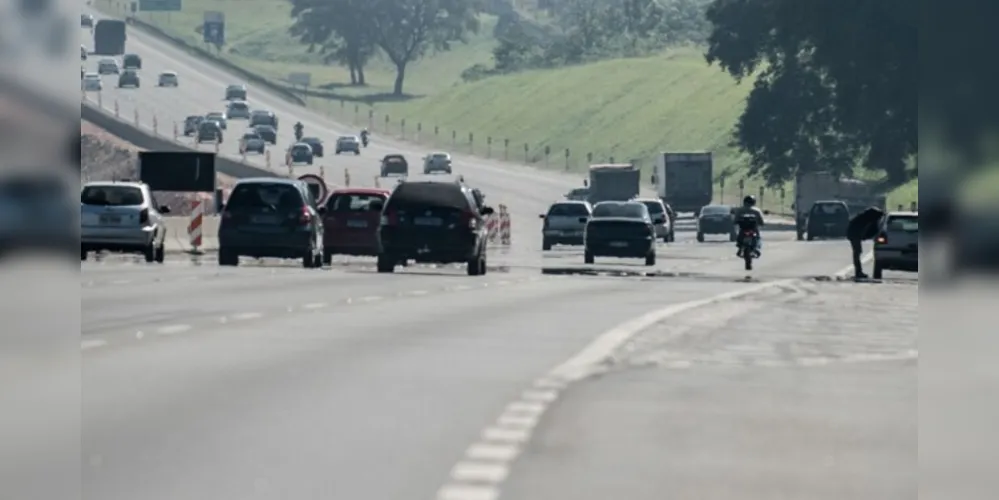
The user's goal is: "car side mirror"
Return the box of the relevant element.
[538,214,546,219]
[481,206,495,216]
[579,217,589,224]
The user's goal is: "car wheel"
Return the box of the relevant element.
[354,151,360,155]
[376,254,395,273]
[696,232,704,242]
[806,233,814,241]
[872,262,883,280]
[729,232,737,242]
[218,249,239,266]
[467,252,483,276]
[322,249,333,266]
[584,250,594,264]
[645,251,656,266]
[143,244,156,263]
[302,246,316,268]
[313,252,323,269]
[154,243,165,263]
[542,239,552,251]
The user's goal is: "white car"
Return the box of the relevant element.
[872,211,918,279]
[97,58,119,75]
[80,180,171,262]
[82,73,102,91]
[226,100,251,119]
[157,71,178,87]
[635,198,674,242]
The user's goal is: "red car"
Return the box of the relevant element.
[321,188,391,263]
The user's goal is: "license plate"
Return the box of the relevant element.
[99,215,120,224]
[414,217,442,226]
[251,215,279,224]
[609,241,628,248]
[347,219,368,228]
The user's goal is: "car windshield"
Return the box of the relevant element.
[293,145,309,152]
[228,102,247,110]
[326,193,385,212]
[207,113,223,118]
[812,203,848,216]
[592,202,646,218]
[432,153,449,159]
[227,85,244,91]
[886,215,918,232]
[701,205,730,215]
[547,203,589,216]
[243,133,259,140]
[81,185,143,206]
[226,183,301,211]
[338,136,356,142]
[639,201,664,215]
[303,138,320,144]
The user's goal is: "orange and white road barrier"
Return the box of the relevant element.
[188,199,204,251]
[373,176,380,188]
[486,212,500,243]
[498,204,511,245]
[114,100,119,117]
[344,169,351,187]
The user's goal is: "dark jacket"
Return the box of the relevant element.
[847,207,885,241]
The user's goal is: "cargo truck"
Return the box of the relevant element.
[653,152,713,215]
[93,19,126,55]
[587,163,640,204]
[793,171,885,240]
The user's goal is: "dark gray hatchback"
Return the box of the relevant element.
[217,178,324,268]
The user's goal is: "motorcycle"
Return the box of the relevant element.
[739,229,760,270]
[361,134,369,147]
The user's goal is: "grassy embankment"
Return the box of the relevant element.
[94,0,917,211]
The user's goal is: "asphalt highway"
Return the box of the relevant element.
[78,7,916,500]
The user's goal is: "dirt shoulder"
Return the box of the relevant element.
[81,121,235,215]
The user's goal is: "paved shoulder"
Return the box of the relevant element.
[499,280,917,500]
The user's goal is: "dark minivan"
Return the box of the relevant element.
[806,200,851,240]
[374,180,494,275]
[218,178,325,268]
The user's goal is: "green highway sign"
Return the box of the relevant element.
[138,0,181,11]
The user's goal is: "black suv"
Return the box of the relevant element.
[380,154,408,177]
[117,70,140,88]
[373,181,494,275]
[123,53,142,69]
[196,121,223,144]
[218,178,325,268]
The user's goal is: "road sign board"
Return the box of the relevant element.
[138,0,181,11]
[203,11,225,45]
[138,152,216,192]
[288,72,311,87]
[298,174,328,202]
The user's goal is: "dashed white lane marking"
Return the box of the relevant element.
[407,290,429,296]
[81,339,107,350]
[231,312,264,320]
[156,324,192,335]
[359,295,383,302]
[301,302,327,309]
[436,279,793,500]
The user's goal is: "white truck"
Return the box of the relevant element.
[793,171,885,240]
[653,152,713,215]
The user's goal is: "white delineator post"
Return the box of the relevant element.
[188,199,204,252]
[499,204,511,245]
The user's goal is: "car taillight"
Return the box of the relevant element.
[380,210,399,226]
[299,206,312,224]
[464,211,477,229]
[875,233,887,244]
[139,208,149,225]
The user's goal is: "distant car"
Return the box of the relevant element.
[117,70,139,88]
[374,180,494,275]
[635,198,674,242]
[82,73,102,92]
[183,115,204,136]
[696,204,736,242]
[122,53,142,70]
[157,71,178,87]
[423,152,452,174]
[249,110,278,129]
[288,142,314,165]
[225,84,247,101]
[335,135,361,155]
[239,131,266,154]
[253,124,277,144]
[80,181,170,263]
[81,14,94,28]
[80,45,87,60]
[320,188,391,263]
[806,200,850,240]
[97,58,119,75]
[564,187,590,201]
[195,120,223,144]
[217,178,325,268]
[873,211,918,279]
[226,100,251,119]
[540,200,591,250]
[380,154,408,177]
[584,201,656,266]
[205,111,227,130]
[300,137,323,157]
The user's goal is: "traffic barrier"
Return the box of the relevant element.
[486,213,500,243]
[152,116,158,134]
[188,199,204,251]
[344,169,351,187]
[498,204,511,245]
[373,176,380,188]
[319,165,325,179]
[114,99,119,117]
[265,150,271,168]
[97,92,102,107]
[172,122,178,140]
[133,109,139,126]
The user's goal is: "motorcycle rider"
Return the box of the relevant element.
[360,128,370,146]
[293,121,304,141]
[733,195,765,257]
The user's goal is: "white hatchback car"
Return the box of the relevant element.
[82,72,102,91]
[635,197,674,242]
[157,71,179,87]
[872,211,918,279]
[80,181,171,262]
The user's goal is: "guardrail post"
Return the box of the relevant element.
[400,118,406,139]
[97,92,102,107]
[468,132,473,154]
[564,148,570,171]
[504,139,509,161]
[587,152,593,163]
[134,109,138,125]
[738,178,745,200]
[344,168,351,187]
[486,137,492,158]
[172,122,178,140]
[544,145,550,168]
[152,116,158,134]
[452,130,456,148]
[265,150,271,168]
[523,143,529,163]
[319,165,325,179]
[114,99,119,117]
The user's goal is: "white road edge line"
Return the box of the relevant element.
[436,278,793,500]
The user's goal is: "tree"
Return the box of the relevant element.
[288,0,376,85]
[704,0,917,185]
[367,0,481,95]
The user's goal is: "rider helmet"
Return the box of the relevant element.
[743,195,756,206]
